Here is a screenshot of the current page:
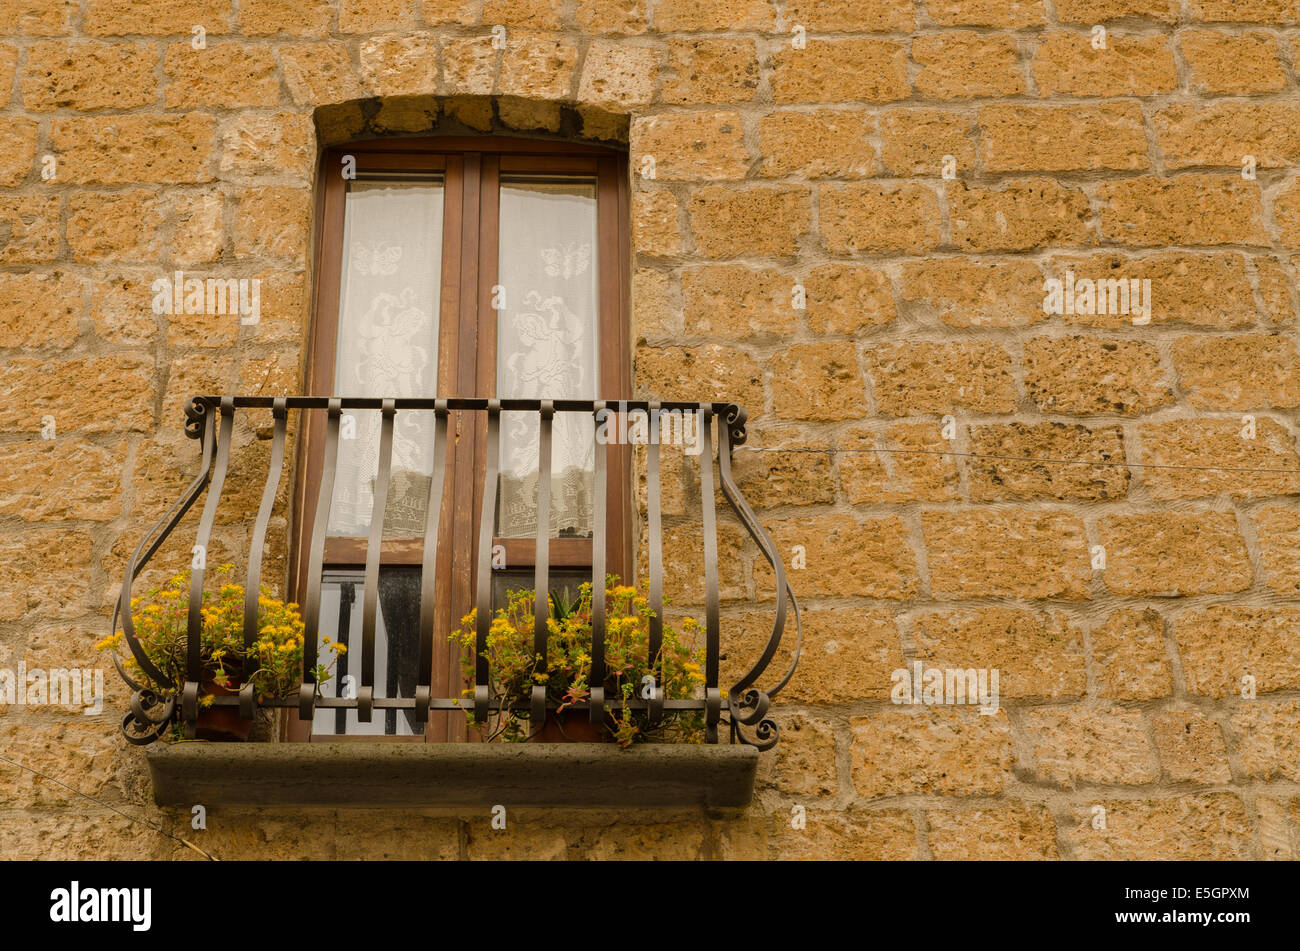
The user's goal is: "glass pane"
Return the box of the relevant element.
[329,175,444,537]
[491,569,590,616]
[312,569,422,736]
[495,176,598,540]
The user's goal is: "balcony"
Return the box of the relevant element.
[113,396,800,808]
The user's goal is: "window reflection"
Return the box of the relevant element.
[312,569,422,737]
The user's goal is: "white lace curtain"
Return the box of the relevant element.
[329,180,444,537]
[495,178,598,540]
[326,175,598,541]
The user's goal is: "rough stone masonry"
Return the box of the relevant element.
[0,0,1298,860]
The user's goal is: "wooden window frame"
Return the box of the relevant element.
[289,136,633,741]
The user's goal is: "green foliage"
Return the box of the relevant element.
[452,576,708,747]
[98,564,343,704]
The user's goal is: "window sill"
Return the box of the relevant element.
[145,742,758,809]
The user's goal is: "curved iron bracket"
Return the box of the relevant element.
[716,402,803,751]
[111,399,218,744]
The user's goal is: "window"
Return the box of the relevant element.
[290,138,632,740]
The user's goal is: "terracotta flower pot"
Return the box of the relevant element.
[529,708,608,743]
[195,680,253,741]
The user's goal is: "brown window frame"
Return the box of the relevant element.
[289,136,633,741]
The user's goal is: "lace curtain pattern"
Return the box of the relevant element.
[326,175,597,541]
[496,178,599,539]
[329,180,444,536]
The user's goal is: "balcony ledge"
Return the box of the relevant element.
[145,742,759,809]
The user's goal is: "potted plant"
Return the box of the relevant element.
[452,576,709,747]
[97,564,344,741]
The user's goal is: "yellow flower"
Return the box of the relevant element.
[199,694,214,708]
[333,643,347,655]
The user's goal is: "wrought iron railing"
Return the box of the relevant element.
[112,396,801,749]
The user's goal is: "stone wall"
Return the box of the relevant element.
[1,0,1298,859]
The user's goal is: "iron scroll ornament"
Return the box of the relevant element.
[112,397,214,744]
[716,403,803,752]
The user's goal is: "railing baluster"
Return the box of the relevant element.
[334,581,355,736]
[184,396,235,737]
[474,401,501,723]
[240,397,288,722]
[698,407,721,743]
[589,401,607,727]
[531,401,553,730]
[301,398,342,722]
[415,401,449,727]
[646,401,664,726]
[358,399,396,723]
